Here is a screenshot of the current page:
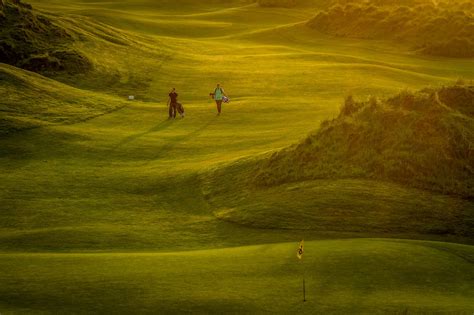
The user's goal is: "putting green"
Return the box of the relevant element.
[1,239,473,313]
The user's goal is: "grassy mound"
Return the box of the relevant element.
[200,85,473,238]
[307,0,474,58]
[210,178,474,236]
[0,0,91,74]
[0,64,127,134]
[255,85,474,198]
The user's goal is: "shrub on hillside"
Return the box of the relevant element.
[258,0,297,7]
[254,85,474,198]
[307,1,474,58]
[421,37,474,58]
[0,0,91,74]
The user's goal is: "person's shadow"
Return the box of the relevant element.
[114,119,173,148]
[148,117,216,160]
[113,116,216,153]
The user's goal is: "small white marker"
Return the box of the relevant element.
[128,95,135,100]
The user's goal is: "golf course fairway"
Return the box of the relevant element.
[1,0,473,313]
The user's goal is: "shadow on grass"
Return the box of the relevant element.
[147,117,216,160]
[113,116,217,158]
[114,118,174,148]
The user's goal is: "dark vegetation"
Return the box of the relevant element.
[307,0,474,58]
[254,84,474,198]
[257,0,336,8]
[257,0,297,7]
[0,0,91,74]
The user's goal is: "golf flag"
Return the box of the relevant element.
[297,240,304,260]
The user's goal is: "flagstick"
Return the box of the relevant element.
[303,277,306,302]
[302,242,306,302]
[297,239,306,303]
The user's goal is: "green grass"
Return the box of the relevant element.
[210,178,474,235]
[0,64,129,134]
[1,239,473,314]
[1,0,473,313]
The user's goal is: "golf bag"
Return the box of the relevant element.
[177,102,185,115]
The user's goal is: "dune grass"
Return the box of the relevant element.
[252,85,474,197]
[307,0,474,57]
[0,0,95,76]
[1,0,473,313]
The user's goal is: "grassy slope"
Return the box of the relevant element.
[0,2,168,133]
[202,85,474,240]
[209,177,474,235]
[1,239,473,314]
[1,0,474,313]
[0,64,129,134]
[2,34,472,249]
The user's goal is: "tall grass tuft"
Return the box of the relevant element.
[257,0,297,7]
[0,0,91,74]
[254,85,474,198]
[307,0,474,58]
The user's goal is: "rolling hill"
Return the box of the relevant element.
[0,0,473,313]
[254,85,474,197]
[0,63,130,134]
[307,0,474,57]
[0,0,164,134]
[202,85,474,238]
